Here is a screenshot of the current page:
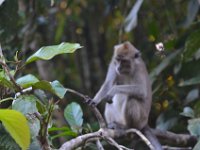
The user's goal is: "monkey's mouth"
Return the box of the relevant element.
[118,67,131,74]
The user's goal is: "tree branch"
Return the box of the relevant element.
[152,128,197,146]
[65,88,106,128]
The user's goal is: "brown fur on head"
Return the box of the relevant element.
[114,41,139,58]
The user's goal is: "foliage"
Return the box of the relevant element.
[0,109,30,150]
[26,42,82,64]
[64,102,83,133]
[0,0,200,149]
[0,42,81,149]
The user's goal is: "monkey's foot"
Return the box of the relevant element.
[107,122,126,130]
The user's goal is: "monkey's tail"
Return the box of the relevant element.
[142,126,163,150]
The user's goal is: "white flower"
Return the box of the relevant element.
[155,42,164,52]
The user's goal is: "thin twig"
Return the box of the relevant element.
[126,128,154,150]
[66,88,106,128]
[0,44,22,92]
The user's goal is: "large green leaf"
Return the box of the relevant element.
[16,74,39,88]
[0,109,30,150]
[183,30,200,61]
[64,102,83,133]
[32,80,67,99]
[188,118,200,136]
[12,95,41,140]
[12,95,38,114]
[179,75,200,87]
[26,42,82,64]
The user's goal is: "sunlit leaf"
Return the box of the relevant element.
[16,74,39,88]
[26,42,82,64]
[64,102,83,133]
[0,109,30,150]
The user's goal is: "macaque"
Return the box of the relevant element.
[91,41,162,149]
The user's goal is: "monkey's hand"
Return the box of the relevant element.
[103,94,113,104]
[85,96,98,107]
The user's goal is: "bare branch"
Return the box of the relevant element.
[96,140,104,150]
[65,88,106,128]
[162,145,192,150]
[126,129,154,150]
[152,129,197,146]
[59,128,155,150]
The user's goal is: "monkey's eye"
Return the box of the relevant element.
[134,52,141,58]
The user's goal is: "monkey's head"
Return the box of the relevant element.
[113,41,141,75]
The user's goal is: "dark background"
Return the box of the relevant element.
[0,0,200,148]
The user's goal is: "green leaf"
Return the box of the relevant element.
[26,42,82,64]
[180,107,194,118]
[16,74,39,88]
[184,88,199,104]
[179,75,200,86]
[183,30,200,61]
[0,71,14,88]
[32,80,67,99]
[48,127,77,138]
[12,95,38,114]
[64,102,83,133]
[188,118,200,136]
[182,0,199,28]
[12,95,40,139]
[0,109,30,150]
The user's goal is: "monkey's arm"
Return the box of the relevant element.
[92,63,117,105]
[107,85,147,101]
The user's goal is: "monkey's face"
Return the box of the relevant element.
[114,42,141,75]
[114,52,140,75]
